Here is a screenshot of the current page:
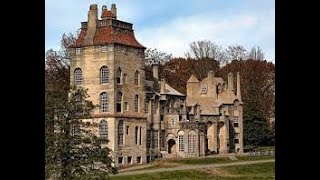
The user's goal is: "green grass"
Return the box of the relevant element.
[121,155,275,172]
[110,162,275,180]
[167,157,231,165]
[236,155,275,161]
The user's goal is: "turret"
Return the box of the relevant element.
[187,74,199,97]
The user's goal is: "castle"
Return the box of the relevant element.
[69,4,243,167]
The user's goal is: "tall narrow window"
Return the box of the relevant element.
[160,130,165,148]
[70,123,80,136]
[178,131,184,152]
[139,126,142,145]
[134,95,139,112]
[116,92,122,112]
[74,68,82,85]
[123,73,127,84]
[152,101,158,114]
[134,70,139,85]
[116,68,122,84]
[135,126,138,144]
[144,99,149,114]
[153,130,158,148]
[188,130,197,154]
[99,120,108,143]
[100,92,108,112]
[118,120,124,145]
[146,130,151,148]
[100,66,109,84]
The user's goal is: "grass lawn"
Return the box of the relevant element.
[121,155,275,172]
[110,162,275,180]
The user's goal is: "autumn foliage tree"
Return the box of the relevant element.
[216,59,275,146]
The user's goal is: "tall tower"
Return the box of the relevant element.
[69,4,147,167]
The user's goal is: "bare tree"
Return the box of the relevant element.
[60,32,77,62]
[145,48,172,66]
[186,40,226,63]
[226,44,247,61]
[248,46,265,60]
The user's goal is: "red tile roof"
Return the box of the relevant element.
[72,26,145,49]
[101,10,116,18]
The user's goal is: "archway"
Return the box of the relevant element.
[218,122,227,153]
[207,121,215,152]
[167,139,176,154]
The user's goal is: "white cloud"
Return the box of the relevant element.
[135,11,274,61]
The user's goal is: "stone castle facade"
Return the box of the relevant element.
[69,4,243,167]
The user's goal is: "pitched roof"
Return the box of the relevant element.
[187,74,199,83]
[72,25,145,48]
[162,83,185,96]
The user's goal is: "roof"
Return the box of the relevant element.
[162,83,185,96]
[187,75,199,83]
[101,10,116,18]
[186,97,221,115]
[72,23,145,48]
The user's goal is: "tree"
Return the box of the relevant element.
[247,46,265,60]
[225,44,247,61]
[60,32,77,63]
[186,40,227,64]
[48,87,115,179]
[144,48,172,67]
[45,33,116,179]
[216,59,275,146]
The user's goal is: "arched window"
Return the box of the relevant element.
[100,66,109,84]
[116,68,122,84]
[100,92,108,112]
[134,95,139,112]
[178,131,185,152]
[134,70,139,85]
[74,68,82,85]
[99,120,108,143]
[118,120,124,145]
[116,92,122,112]
[188,130,197,154]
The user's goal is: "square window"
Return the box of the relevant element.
[137,156,141,163]
[101,45,107,52]
[118,157,123,164]
[234,139,239,144]
[234,123,239,127]
[76,48,81,55]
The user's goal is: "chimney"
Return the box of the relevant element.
[111,4,117,18]
[84,4,98,46]
[236,72,241,100]
[208,70,215,79]
[152,64,159,81]
[228,72,234,91]
[160,79,166,94]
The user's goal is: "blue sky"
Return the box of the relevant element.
[45,0,275,62]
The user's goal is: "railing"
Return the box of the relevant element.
[247,150,274,156]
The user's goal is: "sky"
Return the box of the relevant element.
[45,0,275,62]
